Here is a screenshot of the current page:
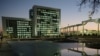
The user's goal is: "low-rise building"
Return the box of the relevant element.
[2,16,32,38]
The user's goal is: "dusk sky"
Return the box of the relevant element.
[0,0,100,31]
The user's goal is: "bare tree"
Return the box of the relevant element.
[79,0,100,16]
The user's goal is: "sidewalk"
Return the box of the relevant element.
[0,38,13,56]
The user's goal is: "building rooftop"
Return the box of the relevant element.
[2,16,31,21]
[32,5,60,10]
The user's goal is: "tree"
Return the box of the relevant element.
[79,0,100,16]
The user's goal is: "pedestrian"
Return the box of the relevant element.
[0,32,3,42]
[0,36,3,42]
[0,36,1,41]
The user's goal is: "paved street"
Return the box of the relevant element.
[0,38,13,56]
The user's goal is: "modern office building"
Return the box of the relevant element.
[29,5,61,37]
[2,16,32,38]
[2,5,61,38]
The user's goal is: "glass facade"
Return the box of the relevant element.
[36,8,60,36]
[2,5,60,38]
[17,21,31,38]
[30,5,61,36]
[2,17,32,38]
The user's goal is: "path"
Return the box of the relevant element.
[0,38,13,56]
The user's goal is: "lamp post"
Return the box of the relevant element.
[77,26,79,35]
[98,23,99,36]
[73,26,74,35]
[82,24,84,36]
